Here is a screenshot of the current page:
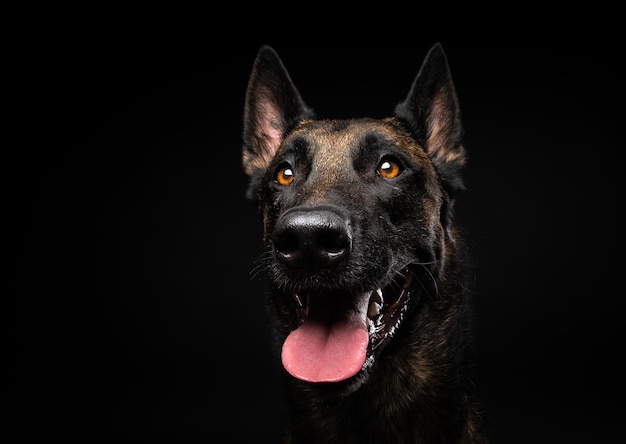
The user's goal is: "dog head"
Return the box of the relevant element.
[241,44,467,393]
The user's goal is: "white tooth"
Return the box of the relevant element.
[368,289,383,318]
[370,288,383,304]
[368,302,380,318]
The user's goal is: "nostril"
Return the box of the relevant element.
[273,229,300,256]
[272,208,351,271]
[316,229,349,257]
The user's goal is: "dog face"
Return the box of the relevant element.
[242,44,466,393]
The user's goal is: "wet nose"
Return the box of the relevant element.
[271,208,352,272]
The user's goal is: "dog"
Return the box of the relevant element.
[241,43,487,443]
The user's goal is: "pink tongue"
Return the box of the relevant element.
[281,293,370,383]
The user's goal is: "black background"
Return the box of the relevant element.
[7,23,625,443]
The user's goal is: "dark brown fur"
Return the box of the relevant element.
[241,44,486,443]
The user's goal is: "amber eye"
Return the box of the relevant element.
[377,157,402,179]
[276,165,295,186]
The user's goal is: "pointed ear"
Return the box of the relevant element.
[394,43,466,195]
[242,45,314,178]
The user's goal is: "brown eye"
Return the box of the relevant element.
[276,165,295,186]
[377,157,402,179]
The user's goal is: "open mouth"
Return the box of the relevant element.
[280,267,415,383]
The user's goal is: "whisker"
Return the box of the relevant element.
[412,262,438,300]
[249,251,273,280]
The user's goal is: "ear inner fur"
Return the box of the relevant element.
[242,45,314,176]
[393,43,467,195]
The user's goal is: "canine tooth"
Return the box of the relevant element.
[368,289,383,318]
[369,288,382,305]
[368,301,380,318]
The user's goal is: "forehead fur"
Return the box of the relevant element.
[283,117,433,166]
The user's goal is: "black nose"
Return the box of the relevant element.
[271,208,352,272]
